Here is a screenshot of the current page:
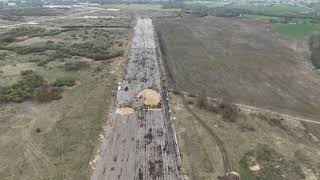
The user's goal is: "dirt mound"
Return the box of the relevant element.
[116,107,134,115]
[137,89,161,107]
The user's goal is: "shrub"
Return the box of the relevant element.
[34,85,62,102]
[197,90,207,109]
[0,72,44,102]
[64,62,84,71]
[20,70,34,76]
[28,57,41,63]
[218,101,239,122]
[172,90,180,95]
[53,78,75,87]
[37,59,49,66]
[35,128,41,133]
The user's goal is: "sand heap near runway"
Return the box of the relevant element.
[137,89,161,107]
[116,107,134,115]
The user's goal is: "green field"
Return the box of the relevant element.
[183,1,230,8]
[240,14,281,21]
[102,4,178,11]
[240,14,320,39]
[274,22,320,39]
[225,3,311,15]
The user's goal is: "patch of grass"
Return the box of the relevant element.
[20,70,34,76]
[0,71,44,102]
[0,38,122,61]
[64,62,87,71]
[53,78,75,87]
[225,3,311,16]
[241,144,306,180]
[275,22,320,39]
[0,15,25,21]
[239,158,258,180]
[0,27,62,44]
[0,8,61,17]
[34,85,62,102]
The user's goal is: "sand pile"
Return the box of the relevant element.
[137,89,161,107]
[116,107,134,115]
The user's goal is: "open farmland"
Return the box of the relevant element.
[155,16,320,121]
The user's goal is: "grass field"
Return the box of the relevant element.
[274,22,320,39]
[183,1,231,8]
[225,3,311,15]
[102,3,178,11]
[0,8,132,180]
[240,14,320,39]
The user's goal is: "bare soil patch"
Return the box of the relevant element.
[137,89,161,107]
[116,107,134,115]
[155,16,320,121]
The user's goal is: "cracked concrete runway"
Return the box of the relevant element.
[91,18,183,180]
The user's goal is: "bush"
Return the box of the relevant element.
[64,62,84,71]
[0,27,61,44]
[53,78,75,87]
[35,128,41,133]
[37,59,49,66]
[218,101,239,122]
[34,85,62,102]
[197,91,207,109]
[20,70,34,76]
[0,72,44,102]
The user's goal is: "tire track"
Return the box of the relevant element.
[179,93,230,172]
[22,123,57,180]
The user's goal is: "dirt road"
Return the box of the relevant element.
[91,18,183,180]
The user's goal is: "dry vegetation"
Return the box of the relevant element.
[0,8,132,180]
[170,93,320,180]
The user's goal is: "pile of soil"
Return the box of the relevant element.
[116,107,134,115]
[137,89,161,107]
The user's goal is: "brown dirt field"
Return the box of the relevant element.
[155,16,320,121]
